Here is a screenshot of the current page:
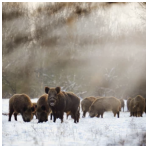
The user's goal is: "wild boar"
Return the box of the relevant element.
[89,96,121,118]
[81,96,97,118]
[36,94,51,123]
[130,95,145,117]
[45,86,80,123]
[8,94,35,122]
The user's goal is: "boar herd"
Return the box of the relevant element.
[8,86,146,123]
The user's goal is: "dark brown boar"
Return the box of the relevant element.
[119,99,125,112]
[89,96,121,118]
[45,86,80,123]
[8,94,35,122]
[127,97,132,111]
[81,96,97,118]
[130,95,145,117]
[36,94,51,123]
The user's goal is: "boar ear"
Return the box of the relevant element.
[31,106,35,112]
[55,87,61,94]
[41,105,46,111]
[45,87,50,94]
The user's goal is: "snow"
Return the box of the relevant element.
[2,99,146,146]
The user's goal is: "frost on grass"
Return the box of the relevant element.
[2,99,146,146]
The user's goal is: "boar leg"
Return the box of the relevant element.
[117,111,120,118]
[134,111,137,117]
[75,111,79,123]
[101,112,104,118]
[71,110,77,123]
[112,110,117,117]
[53,116,56,122]
[50,113,53,120]
[76,116,79,123]
[51,110,56,122]
[53,113,57,122]
[8,107,14,121]
[59,111,64,123]
[72,111,79,122]
[132,111,135,116]
[132,111,134,116]
[14,112,17,121]
[74,114,77,123]
[97,113,100,118]
[139,111,143,117]
[140,111,142,117]
[141,111,143,117]
[75,113,78,123]
[131,112,133,116]
[130,111,132,117]
[76,111,80,123]
[82,111,86,118]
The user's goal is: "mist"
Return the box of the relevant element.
[2,2,146,99]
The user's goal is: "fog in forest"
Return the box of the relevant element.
[2,2,146,99]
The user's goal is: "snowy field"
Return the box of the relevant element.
[2,99,146,146]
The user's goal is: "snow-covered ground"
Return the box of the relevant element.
[2,99,146,146]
